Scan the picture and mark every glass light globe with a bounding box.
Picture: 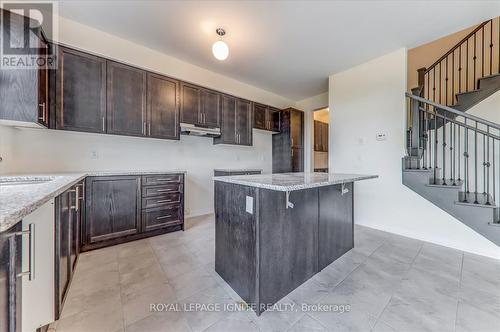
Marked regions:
[212,40,229,61]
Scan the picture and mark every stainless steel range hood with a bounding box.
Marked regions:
[180,123,221,137]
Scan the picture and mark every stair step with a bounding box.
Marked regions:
[426,179,463,188]
[455,192,497,208]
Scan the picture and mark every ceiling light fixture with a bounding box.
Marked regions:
[212,28,229,61]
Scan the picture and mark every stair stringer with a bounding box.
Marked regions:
[402,165,500,246]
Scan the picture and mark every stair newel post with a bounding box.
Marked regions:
[410,95,421,169]
[474,121,479,204]
[442,110,447,185]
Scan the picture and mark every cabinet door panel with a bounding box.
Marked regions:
[180,83,200,125]
[322,122,329,152]
[236,99,252,146]
[292,147,304,172]
[106,62,146,136]
[55,190,71,317]
[147,74,179,140]
[290,110,303,148]
[56,47,106,133]
[253,103,267,130]
[270,107,281,132]
[314,121,321,151]
[86,176,141,244]
[218,95,236,144]
[201,89,220,127]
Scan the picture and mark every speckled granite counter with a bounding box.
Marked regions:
[0,173,86,232]
[213,168,263,173]
[0,170,187,232]
[213,172,378,191]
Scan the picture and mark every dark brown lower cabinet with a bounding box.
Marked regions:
[0,223,22,332]
[82,174,184,251]
[55,182,83,319]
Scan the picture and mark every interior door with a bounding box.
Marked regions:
[147,74,179,140]
[180,83,201,125]
[201,89,220,127]
[220,95,236,144]
[56,47,107,133]
[236,99,252,145]
[106,61,146,137]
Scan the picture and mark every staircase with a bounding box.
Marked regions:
[403,18,500,246]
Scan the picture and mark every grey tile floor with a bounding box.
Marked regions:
[52,214,500,332]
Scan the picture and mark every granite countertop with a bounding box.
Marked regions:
[213,172,378,191]
[214,168,263,172]
[0,170,187,232]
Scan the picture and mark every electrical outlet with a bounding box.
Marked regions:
[90,150,99,159]
[185,207,191,215]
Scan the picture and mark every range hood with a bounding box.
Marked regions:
[180,123,221,137]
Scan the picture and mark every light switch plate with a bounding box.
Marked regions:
[246,196,254,214]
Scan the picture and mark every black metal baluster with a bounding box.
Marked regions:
[464,118,470,201]
[434,110,439,184]
[474,33,477,89]
[458,121,462,181]
[452,50,455,105]
[443,110,447,185]
[433,68,436,103]
[490,20,493,75]
[474,121,479,204]
[439,62,442,104]
[445,56,449,105]
[452,123,456,185]
[493,138,496,207]
[483,133,487,195]
[459,44,462,93]
[482,26,485,79]
[486,126,491,205]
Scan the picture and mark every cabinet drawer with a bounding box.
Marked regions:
[142,174,182,186]
[142,205,182,231]
[142,184,182,197]
[142,193,181,209]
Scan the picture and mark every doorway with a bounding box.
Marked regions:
[313,108,329,172]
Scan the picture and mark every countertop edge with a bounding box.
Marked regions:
[213,174,379,192]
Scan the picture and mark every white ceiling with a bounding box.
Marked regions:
[58,1,500,101]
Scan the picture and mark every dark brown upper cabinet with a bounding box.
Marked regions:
[236,99,253,145]
[147,73,180,140]
[180,82,201,125]
[106,61,147,137]
[56,47,106,133]
[0,10,49,127]
[201,88,221,128]
[214,96,252,146]
[253,103,280,132]
[180,83,220,128]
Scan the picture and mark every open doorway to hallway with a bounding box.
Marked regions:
[313,108,329,172]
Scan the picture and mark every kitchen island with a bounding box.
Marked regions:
[213,172,377,315]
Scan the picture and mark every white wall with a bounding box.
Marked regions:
[296,92,329,172]
[329,48,499,258]
[5,16,295,217]
[0,125,15,174]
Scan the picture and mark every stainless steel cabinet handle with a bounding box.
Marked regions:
[155,178,177,182]
[156,199,172,203]
[148,122,151,136]
[69,186,80,211]
[143,122,146,135]
[10,224,35,281]
[156,215,172,220]
[102,117,105,132]
[291,138,294,146]
[38,103,46,122]
[156,189,174,193]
